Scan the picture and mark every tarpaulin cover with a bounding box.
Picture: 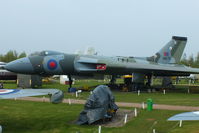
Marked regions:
[76,85,118,125]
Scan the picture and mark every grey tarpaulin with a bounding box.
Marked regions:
[76,85,118,125]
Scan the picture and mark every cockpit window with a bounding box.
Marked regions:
[39,51,62,56]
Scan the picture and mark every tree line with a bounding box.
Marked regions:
[0,50,27,63]
[180,53,199,68]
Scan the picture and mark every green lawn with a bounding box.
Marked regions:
[44,81,199,107]
[62,91,199,106]
[2,80,199,133]
[1,100,199,133]
[3,81,199,106]
[113,92,199,106]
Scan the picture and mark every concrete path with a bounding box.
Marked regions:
[16,97,199,111]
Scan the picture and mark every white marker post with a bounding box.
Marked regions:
[124,114,128,124]
[75,91,78,98]
[153,129,156,133]
[163,90,166,95]
[188,89,190,94]
[90,91,93,95]
[43,96,45,102]
[98,125,101,133]
[142,102,145,109]
[68,99,71,105]
[0,125,2,133]
[77,90,82,97]
[138,90,140,96]
[134,108,137,117]
[179,120,182,127]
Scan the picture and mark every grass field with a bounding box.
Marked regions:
[1,99,199,133]
[3,80,199,106]
[1,80,199,132]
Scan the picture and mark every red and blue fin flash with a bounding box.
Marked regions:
[164,47,172,57]
[164,52,169,56]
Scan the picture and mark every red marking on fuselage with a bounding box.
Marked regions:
[96,64,106,70]
[49,62,56,68]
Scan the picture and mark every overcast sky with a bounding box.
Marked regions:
[0,0,199,57]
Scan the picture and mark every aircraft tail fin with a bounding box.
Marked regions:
[148,36,187,64]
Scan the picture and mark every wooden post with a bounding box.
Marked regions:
[138,90,140,96]
[134,108,137,117]
[124,114,128,124]
[179,120,182,127]
[98,125,101,133]
[68,99,71,105]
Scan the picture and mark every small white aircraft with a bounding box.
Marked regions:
[168,111,199,121]
[0,88,64,103]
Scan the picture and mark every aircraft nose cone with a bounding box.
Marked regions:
[5,57,34,74]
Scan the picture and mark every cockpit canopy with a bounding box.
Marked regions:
[39,51,62,56]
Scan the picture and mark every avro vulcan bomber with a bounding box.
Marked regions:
[5,36,199,88]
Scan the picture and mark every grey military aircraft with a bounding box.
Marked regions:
[4,36,199,88]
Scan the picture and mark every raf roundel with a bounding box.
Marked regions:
[0,89,19,95]
[47,59,58,70]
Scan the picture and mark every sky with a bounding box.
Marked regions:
[0,0,199,57]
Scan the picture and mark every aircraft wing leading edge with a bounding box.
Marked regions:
[168,111,199,121]
[74,57,199,76]
[0,89,64,104]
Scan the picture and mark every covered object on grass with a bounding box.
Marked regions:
[76,85,118,125]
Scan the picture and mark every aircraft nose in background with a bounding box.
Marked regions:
[5,57,34,74]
